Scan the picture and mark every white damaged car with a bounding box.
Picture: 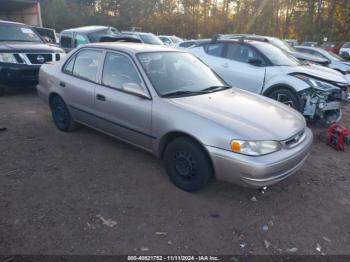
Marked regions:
[188,38,349,124]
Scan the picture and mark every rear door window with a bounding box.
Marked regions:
[72,49,103,82]
[63,56,76,74]
[203,43,225,57]
[224,43,265,65]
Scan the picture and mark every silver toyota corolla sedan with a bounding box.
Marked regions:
[37,43,313,192]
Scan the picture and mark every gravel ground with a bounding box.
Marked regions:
[0,89,349,255]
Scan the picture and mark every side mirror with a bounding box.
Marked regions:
[121,83,150,99]
[248,58,263,66]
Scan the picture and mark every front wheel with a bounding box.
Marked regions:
[164,137,213,192]
[267,88,301,111]
[50,95,77,132]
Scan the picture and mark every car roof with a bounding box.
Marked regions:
[295,46,324,52]
[61,26,109,34]
[85,42,180,54]
[193,38,265,47]
[122,31,154,36]
[0,20,27,26]
[226,34,276,40]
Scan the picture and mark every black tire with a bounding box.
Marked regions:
[267,88,301,111]
[164,137,213,192]
[50,95,77,132]
[0,86,5,96]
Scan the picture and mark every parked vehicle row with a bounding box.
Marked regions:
[295,46,350,85]
[2,19,349,192]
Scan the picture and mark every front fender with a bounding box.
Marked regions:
[263,73,310,95]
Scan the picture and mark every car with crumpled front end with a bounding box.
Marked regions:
[0,20,65,96]
[37,43,313,192]
[295,45,350,100]
[188,37,348,125]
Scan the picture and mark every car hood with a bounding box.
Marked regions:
[281,64,348,84]
[0,41,63,53]
[342,61,350,67]
[291,51,329,64]
[169,89,305,141]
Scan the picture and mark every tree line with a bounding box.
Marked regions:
[40,0,350,42]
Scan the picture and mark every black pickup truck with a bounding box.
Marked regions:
[0,20,65,96]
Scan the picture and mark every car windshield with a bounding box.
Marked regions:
[88,27,120,42]
[139,34,164,45]
[137,52,227,97]
[343,43,350,48]
[270,38,295,53]
[171,36,183,43]
[0,23,42,42]
[326,50,345,61]
[254,42,301,66]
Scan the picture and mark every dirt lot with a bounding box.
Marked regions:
[0,88,350,255]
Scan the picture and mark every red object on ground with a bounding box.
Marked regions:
[327,124,350,151]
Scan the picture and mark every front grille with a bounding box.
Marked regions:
[284,129,305,148]
[25,53,53,64]
[14,54,24,63]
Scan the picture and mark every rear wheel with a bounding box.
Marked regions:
[50,95,77,132]
[164,137,213,192]
[267,88,301,111]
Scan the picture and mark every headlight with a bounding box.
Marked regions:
[0,53,18,64]
[293,74,338,93]
[231,140,282,156]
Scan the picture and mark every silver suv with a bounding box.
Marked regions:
[188,38,348,125]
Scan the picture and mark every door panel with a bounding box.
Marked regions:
[64,76,97,126]
[95,52,153,150]
[221,43,266,94]
[95,87,153,149]
[62,49,103,126]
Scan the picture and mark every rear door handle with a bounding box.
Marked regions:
[96,94,106,101]
[59,81,66,87]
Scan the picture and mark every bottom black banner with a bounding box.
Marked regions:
[1,255,350,262]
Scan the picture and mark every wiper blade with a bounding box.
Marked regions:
[201,85,231,92]
[162,90,204,98]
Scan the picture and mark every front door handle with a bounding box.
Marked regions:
[222,63,230,68]
[96,94,106,101]
[59,81,66,87]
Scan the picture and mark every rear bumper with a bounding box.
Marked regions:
[0,63,40,86]
[206,128,313,188]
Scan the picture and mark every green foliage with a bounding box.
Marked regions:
[41,0,350,41]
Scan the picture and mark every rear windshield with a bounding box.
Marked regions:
[0,23,42,42]
[139,34,164,45]
[88,27,120,42]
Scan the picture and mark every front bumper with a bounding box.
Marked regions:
[206,128,313,188]
[0,63,40,86]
